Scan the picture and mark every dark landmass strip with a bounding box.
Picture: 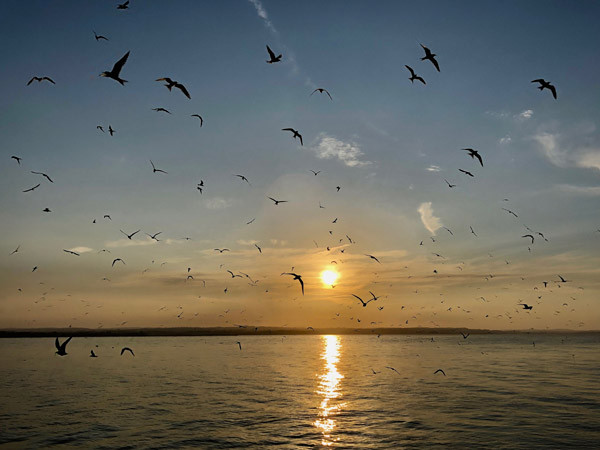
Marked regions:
[0,327,598,338]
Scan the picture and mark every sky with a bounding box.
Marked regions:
[0,0,599,330]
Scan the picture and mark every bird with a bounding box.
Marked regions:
[23,184,41,193]
[236,341,242,350]
[443,227,454,236]
[266,45,282,63]
[53,337,73,356]
[310,170,321,176]
[336,186,341,192]
[42,208,51,213]
[255,244,262,253]
[234,174,250,184]
[103,215,112,220]
[463,148,483,167]
[100,51,130,85]
[470,226,478,237]
[352,294,376,307]
[246,218,255,225]
[150,160,167,174]
[459,169,474,177]
[405,65,426,84]
[31,171,53,183]
[11,156,22,165]
[97,125,104,132]
[557,275,569,283]
[120,229,140,240]
[214,248,230,253]
[63,249,80,256]
[93,31,108,41]
[502,208,519,218]
[120,347,135,356]
[310,88,333,100]
[227,270,242,278]
[27,76,55,85]
[268,197,288,205]
[117,1,129,9]
[420,44,440,71]
[281,128,303,145]
[90,350,98,357]
[108,126,115,136]
[386,366,401,376]
[112,258,125,266]
[365,254,381,263]
[281,272,304,295]
[518,303,533,310]
[155,77,191,99]
[146,232,162,241]
[152,107,171,114]
[9,245,20,255]
[522,234,535,244]
[434,369,446,376]
[531,79,557,99]
[32,266,38,272]
[460,332,470,339]
[191,114,203,126]
[444,179,456,188]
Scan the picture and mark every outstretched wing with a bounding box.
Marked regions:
[266,45,276,59]
[405,65,416,77]
[175,83,191,99]
[112,51,130,76]
[549,85,557,99]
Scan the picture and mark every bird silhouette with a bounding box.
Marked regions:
[120,229,140,240]
[365,254,381,263]
[55,337,72,356]
[405,65,426,84]
[444,179,456,188]
[63,249,80,256]
[155,77,191,99]
[502,208,518,218]
[234,174,250,184]
[518,303,533,310]
[152,107,171,114]
[150,160,167,174]
[434,369,446,376]
[31,171,53,183]
[121,347,135,356]
[255,244,262,253]
[191,114,203,126]
[90,350,98,357]
[459,169,474,177]
[11,156,22,165]
[93,31,108,41]
[463,148,483,166]
[266,45,282,63]
[23,184,41,193]
[268,197,288,205]
[112,258,125,267]
[100,51,130,85]
[108,126,115,136]
[531,79,557,99]
[117,1,129,10]
[310,88,333,100]
[281,272,304,295]
[352,294,376,307]
[214,248,230,253]
[522,234,535,244]
[27,76,55,85]
[281,128,303,145]
[420,44,440,71]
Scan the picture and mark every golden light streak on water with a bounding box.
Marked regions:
[314,335,346,446]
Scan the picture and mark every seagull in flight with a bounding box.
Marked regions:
[108,126,115,136]
[234,174,250,184]
[460,332,470,339]
[281,272,304,295]
[11,156,22,165]
[63,249,80,256]
[100,51,130,85]
[310,88,333,100]
[420,44,440,72]
[470,226,478,237]
[255,244,262,253]
[365,254,381,263]
[266,45,282,63]
[152,107,171,114]
[27,76,55,85]
[191,114,203,126]
[518,303,533,310]
[117,1,129,9]
[310,170,321,176]
[112,258,125,267]
[268,197,288,205]
[522,234,535,244]
[434,369,446,376]
[214,248,230,253]
[121,347,135,356]
[386,366,401,376]
[458,169,474,177]
[10,245,20,255]
[23,184,41,193]
[531,79,557,99]
[93,31,109,41]
[444,179,456,188]
[502,208,518,218]
[31,171,54,183]
[120,229,140,240]
[463,148,483,167]
[281,128,303,146]
[155,77,191,99]
[352,294,376,308]
[405,65,426,84]
[146,232,162,241]
[150,160,167,174]
[55,337,72,356]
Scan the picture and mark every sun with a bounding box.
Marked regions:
[321,270,339,287]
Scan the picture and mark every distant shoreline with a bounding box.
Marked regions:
[0,327,598,338]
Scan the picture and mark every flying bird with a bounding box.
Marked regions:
[23,184,41,193]
[255,244,262,253]
[522,234,535,244]
[100,51,130,85]
[434,369,446,376]
[444,179,456,188]
[191,114,203,126]
[214,248,230,253]
[42,208,51,213]
[155,77,191,99]
[281,272,304,295]
[234,174,250,184]
[531,79,557,99]
[420,44,440,72]
[63,249,80,256]
[386,366,401,376]
[93,31,108,41]
[97,126,104,132]
[108,126,115,136]
[150,160,167,174]
[11,156,22,165]
[518,303,533,310]
[266,45,282,63]
[460,332,470,339]
[310,88,333,100]
[55,337,72,356]
[352,294,376,307]
[281,128,303,146]
[470,226,478,237]
[236,341,242,350]
[365,254,381,263]
[121,347,135,356]
[268,197,288,205]
[310,170,321,176]
[10,245,20,255]
[27,76,55,85]
[112,258,125,266]
[120,229,140,240]
[117,1,129,10]
[31,171,53,183]
[152,107,171,114]
[557,275,569,283]
[462,148,483,167]
[458,169,474,177]
[502,208,519,218]
[90,350,98,357]
[405,65,426,84]
[146,232,162,241]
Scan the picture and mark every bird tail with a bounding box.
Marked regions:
[118,78,128,85]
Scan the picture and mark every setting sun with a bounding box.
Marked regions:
[321,270,339,287]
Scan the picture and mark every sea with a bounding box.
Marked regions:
[1,334,599,448]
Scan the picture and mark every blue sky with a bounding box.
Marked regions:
[0,0,599,329]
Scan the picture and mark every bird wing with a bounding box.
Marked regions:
[474,153,483,166]
[298,134,303,146]
[266,45,276,59]
[298,277,304,295]
[431,57,440,72]
[43,77,56,84]
[175,83,191,99]
[531,79,544,84]
[156,77,173,83]
[549,85,557,99]
[351,294,365,305]
[27,77,36,85]
[405,65,416,76]
[281,128,294,132]
[111,51,130,75]
[55,337,61,351]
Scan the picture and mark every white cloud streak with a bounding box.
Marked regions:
[418,202,443,235]
[248,0,277,33]
[310,133,371,167]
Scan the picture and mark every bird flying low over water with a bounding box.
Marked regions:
[266,45,282,63]
[463,148,483,166]
[55,337,72,356]
[281,272,304,295]
[405,65,426,84]
[281,128,303,145]
[311,88,333,100]
[121,347,135,356]
[155,77,191,99]
[531,79,557,99]
[100,51,130,85]
[420,44,440,72]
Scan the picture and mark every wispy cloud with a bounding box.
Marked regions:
[106,238,158,249]
[205,197,232,209]
[67,246,93,254]
[237,239,258,246]
[248,0,277,33]
[499,135,512,144]
[310,133,371,167]
[533,132,569,167]
[515,109,533,121]
[418,202,443,235]
[556,184,600,196]
[426,165,441,172]
[577,152,600,171]
[533,130,600,171]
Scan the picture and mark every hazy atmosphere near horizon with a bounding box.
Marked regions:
[1,0,599,331]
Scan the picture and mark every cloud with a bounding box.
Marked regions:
[418,202,443,235]
[576,152,600,171]
[533,131,600,171]
[556,184,600,196]
[204,197,232,209]
[310,133,371,167]
[499,135,512,144]
[67,246,93,254]
[426,165,441,172]
[516,109,533,121]
[237,239,258,246]
[248,0,277,33]
[533,132,569,167]
[106,238,157,248]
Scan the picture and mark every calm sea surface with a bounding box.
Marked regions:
[1,334,599,448]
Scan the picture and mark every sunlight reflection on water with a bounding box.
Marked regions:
[314,335,346,446]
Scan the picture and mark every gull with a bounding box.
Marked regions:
[352,294,376,307]
[518,303,533,310]
[227,270,242,278]
[90,350,98,357]
[470,226,478,237]
[443,227,454,236]
[463,148,483,167]
[146,232,162,241]
[386,366,401,376]
[266,45,282,63]
[97,125,104,132]
[255,244,262,253]
[23,184,41,193]
[27,76,55,85]
[117,1,129,10]
[281,128,303,145]
[434,369,446,376]
[31,171,53,183]
[32,266,38,272]
[10,245,20,255]
[108,126,115,136]
[120,229,140,240]
[43,208,51,212]
[234,174,250,184]
[458,169,474,177]
[155,77,191,99]
[150,160,167,174]
[214,248,229,253]
[310,170,321,176]
[281,272,304,295]
[121,347,135,356]
[460,332,470,339]
[336,186,341,192]
[557,275,569,283]
[268,197,288,205]
[522,234,535,244]
[444,179,456,188]
[246,218,255,225]
[536,232,549,242]
[531,79,557,99]
[420,44,440,72]
[63,249,80,256]
[502,208,518,218]
[365,254,381,263]
[11,156,22,165]
[186,275,194,281]
[100,51,130,85]
[310,88,333,100]
[152,107,171,114]
[332,218,338,223]
[191,114,203,126]
[236,341,242,350]
[112,258,125,266]
[103,215,112,220]
[55,337,72,356]
[405,65,426,84]
[93,31,108,41]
